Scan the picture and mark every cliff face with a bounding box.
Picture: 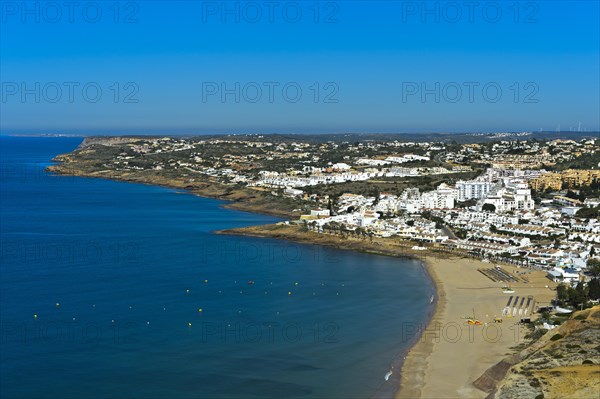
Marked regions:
[488,306,600,399]
[79,136,146,147]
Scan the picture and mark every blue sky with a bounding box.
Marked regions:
[1,0,599,134]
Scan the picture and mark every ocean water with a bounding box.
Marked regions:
[0,136,433,399]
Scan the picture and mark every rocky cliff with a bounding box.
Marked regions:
[79,136,147,147]
[483,306,600,399]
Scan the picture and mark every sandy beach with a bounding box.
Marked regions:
[397,256,557,399]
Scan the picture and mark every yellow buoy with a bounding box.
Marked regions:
[198,308,203,313]
[55,302,60,308]
[288,291,292,295]
[33,314,38,319]
[188,322,192,327]
[186,289,190,293]
[204,280,208,284]
[294,282,299,286]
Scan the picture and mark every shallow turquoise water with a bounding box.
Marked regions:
[0,136,433,399]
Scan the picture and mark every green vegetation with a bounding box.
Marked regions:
[550,151,600,171]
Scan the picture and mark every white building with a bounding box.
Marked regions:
[310,209,331,217]
[421,184,456,209]
[479,180,535,213]
[547,267,580,284]
[456,180,493,201]
[284,187,304,197]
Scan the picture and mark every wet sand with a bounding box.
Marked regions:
[397,257,557,399]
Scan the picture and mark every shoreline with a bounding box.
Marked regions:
[218,224,557,399]
[395,258,446,399]
[46,164,295,219]
[396,256,557,399]
[48,162,441,398]
[46,163,557,399]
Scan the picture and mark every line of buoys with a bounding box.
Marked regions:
[35,277,353,332]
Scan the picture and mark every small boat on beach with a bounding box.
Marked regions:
[430,295,434,304]
[384,370,393,381]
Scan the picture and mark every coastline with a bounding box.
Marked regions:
[46,162,557,399]
[395,257,446,399]
[397,256,557,399]
[46,163,295,219]
[217,224,558,399]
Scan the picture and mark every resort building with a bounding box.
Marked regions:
[456,180,493,201]
[478,180,535,212]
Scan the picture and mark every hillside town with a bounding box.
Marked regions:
[55,133,600,288]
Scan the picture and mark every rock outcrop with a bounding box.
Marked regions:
[483,306,600,399]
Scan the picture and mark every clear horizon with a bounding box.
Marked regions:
[1,1,599,133]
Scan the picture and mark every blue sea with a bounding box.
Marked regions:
[0,136,433,399]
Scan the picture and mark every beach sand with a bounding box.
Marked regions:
[397,257,557,399]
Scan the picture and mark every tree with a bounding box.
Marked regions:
[327,198,334,214]
[588,279,600,300]
[576,206,600,219]
[482,203,496,212]
[556,283,569,302]
[568,285,585,308]
[587,258,600,278]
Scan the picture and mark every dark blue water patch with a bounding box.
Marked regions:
[1,136,433,399]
